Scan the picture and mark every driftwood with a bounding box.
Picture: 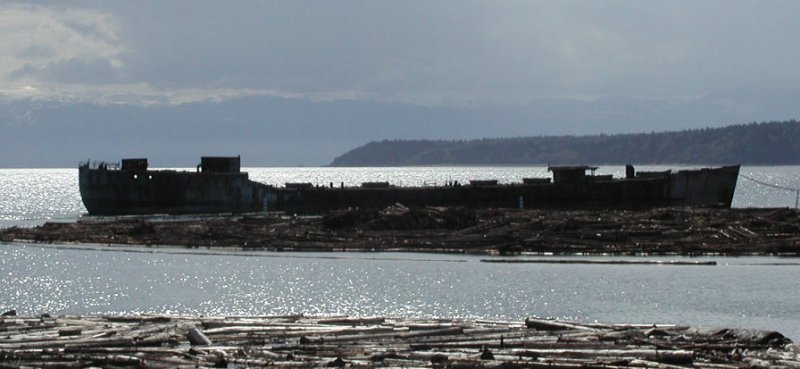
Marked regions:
[482,259,717,265]
[2,207,800,255]
[0,315,796,369]
[186,326,212,346]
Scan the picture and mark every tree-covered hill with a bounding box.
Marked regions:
[330,120,800,166]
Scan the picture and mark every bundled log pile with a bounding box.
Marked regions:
[2,207,800,255]
[0,313,796,369]
[322,204,478,231]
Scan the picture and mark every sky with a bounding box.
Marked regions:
[2,0,800,108]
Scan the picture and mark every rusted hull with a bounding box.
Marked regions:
[79,166,272,215]
[669,165,740,206]
[79,162,739,215]
[271,165,740,214]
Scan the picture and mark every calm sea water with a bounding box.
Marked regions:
[1,245,798,339]
[1,166,799,339]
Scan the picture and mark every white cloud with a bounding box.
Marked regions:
[0,4,124,87]
[0,82,309,106]
[1,1,800,108]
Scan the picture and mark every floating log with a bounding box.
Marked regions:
[58,328,82,337]
[481,259,717,265]
[317,317,386,326]
[186,326,212,346]
[511,348,694,363]
[4,207,800,255]
[0,314,796,369]
[525,318,598,331]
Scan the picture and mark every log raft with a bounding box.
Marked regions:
[0,314,797,368]
[3,207,800,255]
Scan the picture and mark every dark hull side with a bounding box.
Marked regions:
[79,164,739,215]
[271,165,740,214]
[668,166,740,206]
[79,166,272,215]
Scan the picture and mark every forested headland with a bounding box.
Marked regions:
[330,120,800,166]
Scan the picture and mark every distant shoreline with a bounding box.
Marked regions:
[331,120,800,166]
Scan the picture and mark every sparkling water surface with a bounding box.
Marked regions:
[1,166,799,339]
[1,245,798,339]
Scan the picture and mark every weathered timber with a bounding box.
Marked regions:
[482,259,717,265]
[0,315,796,369]
[3,207,800,255]
[186,326,212,346]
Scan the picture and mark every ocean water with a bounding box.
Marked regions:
[1,245,798,339]
[1,166,800,339]
[1,165,799,228]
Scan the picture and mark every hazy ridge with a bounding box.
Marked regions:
[3,88,800,168]
[330,120,800,166]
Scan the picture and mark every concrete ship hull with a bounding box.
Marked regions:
[79,159,740,215]
[271,166,741,214]
[79,158,273,216]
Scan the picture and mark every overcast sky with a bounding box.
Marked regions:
[2,1,800,107]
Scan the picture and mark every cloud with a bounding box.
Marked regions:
[2,1,800,107]
[9,58,121,84]
[0,4,124,86]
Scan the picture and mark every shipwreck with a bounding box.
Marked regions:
[79,157,740,215]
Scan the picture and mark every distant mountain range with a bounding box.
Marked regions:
[330,120,800,166]
[2,88,800,167]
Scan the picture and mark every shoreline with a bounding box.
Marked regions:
[2,207,800,256]
[0,313,796,368]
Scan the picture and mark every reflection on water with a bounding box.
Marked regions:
[1,245,798,340]
[0,169,84,226]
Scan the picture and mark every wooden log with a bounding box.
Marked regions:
[481,259,716,266]
[774,360,800,369]
[628,359,696,369]
[103,315,174,323]
[394,322,454,330]
[58,328,82,337]
[187,327,213,345]
[0,315,797,368]
[525,318,597,331]
[511,348,694,363]
[84,354,143,367]
[136,331,180,346]
[204,324,393,336]
[0,360,88,369]
[403,326,464,338]
[37,335,135,349]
